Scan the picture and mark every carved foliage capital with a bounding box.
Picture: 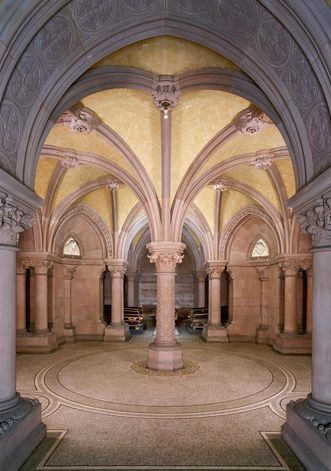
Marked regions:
[0,194,34,246]
[236,106,273,136]
[297,197,331,247]
[205,262,226,279]
[196,268,207,282]
[33,260,53,276]
[148,251,184,272]
[61,154,80,169]
[64,266,76,280]
[213,181,229,192]
[152,75,180,114]
[279,260,299,276]
[252,155,272,170]
[256,267,268,281]
[107,260,127,278]
[64,104,100,135]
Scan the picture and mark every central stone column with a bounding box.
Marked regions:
[63,266,76,342]
[146,241,185,371]
[282,196,331,471]
[196,268,206,308]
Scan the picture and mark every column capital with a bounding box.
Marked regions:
[0,194,34,246]
[16,258,32,275]
[152,75,180,117]
[279,260,300,277]
[146,241,185,272]
[64,266,76,280]
[126,270,137,281]
[33,260,53,276]
[256,267,269,281]
[107,259,128,277]
[297,195,331,248]
[205,260,227,279]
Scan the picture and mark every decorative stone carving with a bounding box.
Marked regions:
[152,76,180,118]
[297,196,331,247]
[38,14,74,64]
[122,0,156,13]
[9,54,43,108]
[213,181,228,192]
[0,151,15,175]
[205,262,226,279]
[64,104,100,135]
[64,266,76,280]
[252,156,272,170]
[257,17,292,67]
[279,260,299,277]
[148,251,184,272]
[288,56,319,108]
[63,237,80,257]
[252,239,269,258]
[107,260,128,278]
[0,416,16,435]
[106,180,119,191]
[217,0,257,34]
[33,260,53,276]
[0,194,34,245]
[256,267,268,281]
[196,268,206,282]
[236,106,273,135]
[74,0,116,33]
[0,101,22,153]
[309,103,331,155]
[291,398,331,441]
[174,0,212,16]
[61,154,79,169]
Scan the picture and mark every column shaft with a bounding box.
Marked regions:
[127,276,135,307]
[209,276,221,325]
[283,268,298,334]
[306,269,313,334]
[16,267,26,334]
[0,247,17,402]
[35,272,49,334]
[111,274,123,324]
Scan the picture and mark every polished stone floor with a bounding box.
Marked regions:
[19,326,310,470]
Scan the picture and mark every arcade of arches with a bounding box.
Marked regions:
[0,2,330,470]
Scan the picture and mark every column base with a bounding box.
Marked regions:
[16,331,58,353]
[202,324,228,342]
[104,323,130,341]
[282,397,331,471]
[273,333,312,354]
[0,395,46,471]
[64,325,76,343]
[256,325,270,344]
[147,341,183,371]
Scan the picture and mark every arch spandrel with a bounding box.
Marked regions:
[0,0,329,195]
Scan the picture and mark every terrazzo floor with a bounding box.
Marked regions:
[19,325,310,470]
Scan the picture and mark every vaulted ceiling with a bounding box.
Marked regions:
[35,36,295,260]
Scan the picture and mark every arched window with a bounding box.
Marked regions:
[251,238,269,258]
[63,237,81,257]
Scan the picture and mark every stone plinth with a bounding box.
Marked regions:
[273,333,312,354]
[16,331,58,353]
[202,324,228,342]
[147,342,183,371]
[104,323,130,342]
[64,326,76,342]
[256,325,270,344]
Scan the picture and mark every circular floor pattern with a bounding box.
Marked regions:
[32,344,296,419]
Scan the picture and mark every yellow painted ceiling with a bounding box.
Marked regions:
[197,126,286,178]
[35,157,58,199]
[45,126,135,177]
[51,164,109,213]
[193,187,216,235]
[275,159,296,198]
[223,166,281,211]
[82,89,161,198]
[94,36,239,75]
[172,90,250,199]
[220,189,258,230]
[117,185,139,232]
[76,188,112,229]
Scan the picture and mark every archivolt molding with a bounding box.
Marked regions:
[219,206,281,260]
[50,204,112,258]
[117,202,148,261]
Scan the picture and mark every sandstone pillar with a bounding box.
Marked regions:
[16,261,28,335]
[0,195,46,471]
[282,261,298,334]
[282,197,331,471]
[196,268,206,308]
[202,261,228,342]
[146,242,185,371]
[127,271,136,307]
[34,261,52,335]
[104,260,129,341]
[306,266,313,334]
[256,268,270,343]
[63,266,76,342]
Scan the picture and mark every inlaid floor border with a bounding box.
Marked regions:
[34,430,290,471]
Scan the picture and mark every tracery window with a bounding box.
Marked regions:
[251,238,269,258]
[63,237,81,257]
